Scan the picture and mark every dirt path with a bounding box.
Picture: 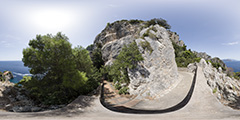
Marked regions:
[0,66,240,120]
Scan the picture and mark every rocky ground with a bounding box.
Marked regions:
[0,81,67,112]
[0,81,42,112]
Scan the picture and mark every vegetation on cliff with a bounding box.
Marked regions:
[173,42,201,67]
[20,32,101,105]
[105,41,144,94]
[106,18,171,30]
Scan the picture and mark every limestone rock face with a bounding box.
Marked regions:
[193,51,212,61]
[94,21,179,99]
[168,31,184,47]
[199,59,240,108]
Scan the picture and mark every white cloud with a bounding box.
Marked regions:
[222,41,239,46]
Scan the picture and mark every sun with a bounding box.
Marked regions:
[30,9,75,32]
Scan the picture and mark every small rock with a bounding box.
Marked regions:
[31,107,41,112]
[12,106,32,112]
[187,63,196,73]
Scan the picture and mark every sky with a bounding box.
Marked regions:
[0,0,240,61]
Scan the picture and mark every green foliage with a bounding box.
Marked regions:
[129,19,143,24]
[18,75,32,85]
[73,46,93,74]
[173,42,200,67]
[23,32,74,78]
[140,41,153,54]
[91,46,104,70]
[108,41,143,94]
[21,32,100,105]
[208,60,226,71]
[118,86,129,95]
[115,41,144,70]
[115,82,121,90]
[212,62,221,69]
[141,27,157,40]
[233,72,240,80]
[0,77,4,81]
[193,57,201,63]
[63,71,88,92]
[0,72,3,81]
[213,87,217,93]
[106,22,111,28]
[143,32,149,37]
[145,18,171,29]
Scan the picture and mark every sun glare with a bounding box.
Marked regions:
[30,9,75,32]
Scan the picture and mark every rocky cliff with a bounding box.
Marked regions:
[168,31,184,47]
[193,51,227,71]
[93,20,179,99]
[189,59,240,109]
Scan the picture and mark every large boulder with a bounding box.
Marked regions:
[94,20,179,99]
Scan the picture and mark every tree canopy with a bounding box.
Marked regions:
[21,32,100,105]
[107,41,144,94]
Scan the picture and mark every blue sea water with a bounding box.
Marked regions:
[223,60,240,72]
[0,61,31,83]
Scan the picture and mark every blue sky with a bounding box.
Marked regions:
[0,0,240,61]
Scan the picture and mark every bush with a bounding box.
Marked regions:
[173,42,200,67]
[108,41,143,91]
[233,72,240,80]
[145,18,171,29]
[140,41,153,54]
[129,19,143,24]
[115,82,121,90]
[213,88,217,93]
[118,86,129,95]
[143,32,149,37]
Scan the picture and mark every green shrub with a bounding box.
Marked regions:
[118,86,129,95]
[143,32,149,37]
[207,60,226,71]
[108,41,143,91]
[173,42,201,67]
[107,22,111,27]
[140,41,153,54]
[145,18,171,29]
[129,19,143,24]
[115,83,121,90]
[213,88,217,93]
[233,72,240,80]
[194,57,201,63]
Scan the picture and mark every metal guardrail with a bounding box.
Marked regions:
[100,65,198,114]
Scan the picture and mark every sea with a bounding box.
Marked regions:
[223,60,240,72]
[0,61,31,83]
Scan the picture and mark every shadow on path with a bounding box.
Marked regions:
[100,65,198,114]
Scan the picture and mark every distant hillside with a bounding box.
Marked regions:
[223,60,240,72]
[222,59,238,62]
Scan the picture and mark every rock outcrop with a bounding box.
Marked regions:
[193,51,211,61]
[168,31,184,47]
[0,71,14,81]
[93,20,179,99]
[0,81,41,112]
[198,59,240,109]
[193,51,227,72]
